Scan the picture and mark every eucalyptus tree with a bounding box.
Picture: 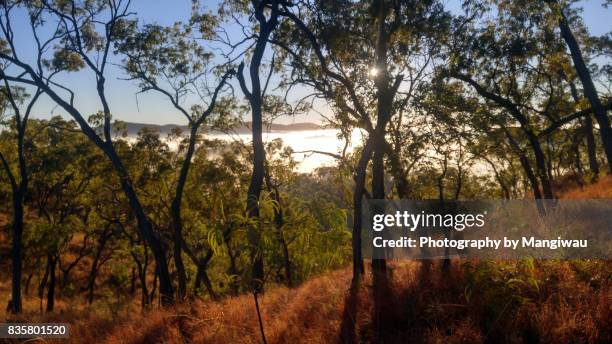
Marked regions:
[118,17,234,299]
[214,0,285,299]
[25,117,104,311]
[0,0,175,304]
[274,0,451,282]
[0,84,40,313]
[545,0,612,172]
[445,1,574,200]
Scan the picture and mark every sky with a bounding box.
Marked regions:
[6,0,612,126]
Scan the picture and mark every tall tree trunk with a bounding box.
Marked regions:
[10,191,24,313]
[556,5,612,172]
[38,257,50,312]
[371,0,400,277]
[110,157,173,305]
[352,137,374,286]
[168,72,231,300]
[371,129,387,275]
[236,4,280,293]
[0,82,39,314]
[225,237,240,296]
[170,125,200,301]
[86,250,102,304]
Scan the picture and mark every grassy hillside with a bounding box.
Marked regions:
[2,259,609,344]
[1,178,611,343]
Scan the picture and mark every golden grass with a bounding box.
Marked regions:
[560,175,612,199]
[2,259,608,344]
[1,178,611,343]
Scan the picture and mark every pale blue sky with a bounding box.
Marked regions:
[7,0,612,125]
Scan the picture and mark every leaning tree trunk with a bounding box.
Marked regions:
[169,125,200,300]
[525,131,554,199]
[504,130,546,214]
[18,73,174,306]
[556,7,612,172]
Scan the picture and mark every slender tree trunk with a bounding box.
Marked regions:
[169,71,231,300]
[10,191,24,313]
[454,169,463,200]
[525,131,554,199]
[113,163,173,305]
[25,270,35,296]
[226,238,240,296]
[194,265,218,301]
[556,6,612,172]
[38,258,50,310]
[236,6,280,293]
[46,254,56,312]
[86,254,102,305]
[571,130,585,179]
[371,0,399,277]
[170,126,199,301]
[504,131,545,213]
[584,115,599,177]
[371,129,387,275]
[264,165,292,287]
[567,77,600,178]
[352,137,374,286]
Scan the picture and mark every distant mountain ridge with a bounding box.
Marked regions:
[111,121,322,136]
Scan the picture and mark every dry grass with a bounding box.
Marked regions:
[1,259,608,344]
[1,178,611,343]
[560,175,612,199]
[103,268,355,344]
